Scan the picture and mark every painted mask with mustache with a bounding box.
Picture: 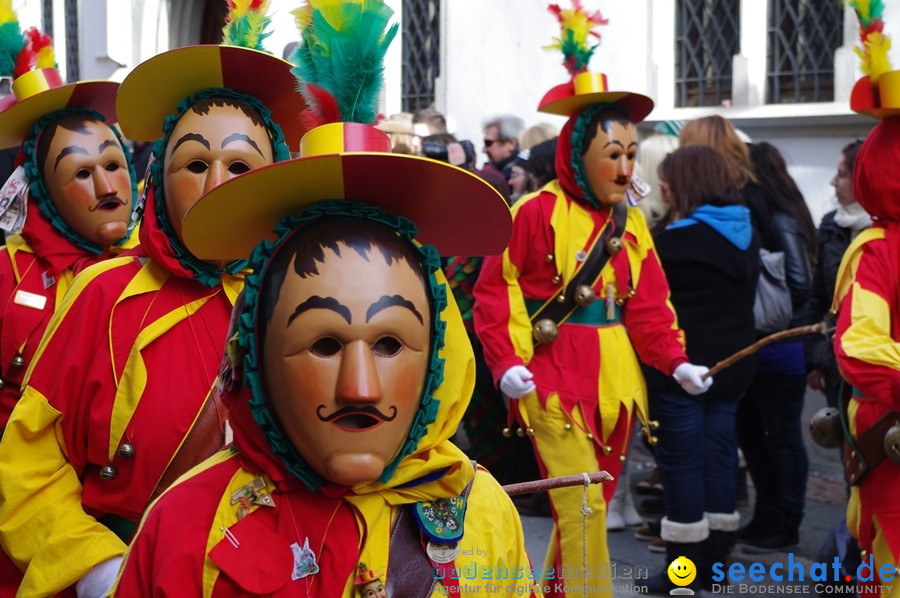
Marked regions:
[260,219,431,487]
[40,115,133,246]
[580,112,639,206]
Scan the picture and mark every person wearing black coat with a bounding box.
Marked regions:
[639,145,759,595]
[806,141,870,407]
[737,142,817,554]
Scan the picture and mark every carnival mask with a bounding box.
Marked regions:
[163,102,274,243]
[41,117,133,246]
[581,117,638,205]
[262,238,430,486]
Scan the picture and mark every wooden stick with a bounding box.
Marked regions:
[502,471,614,496]
[702,322,827,380]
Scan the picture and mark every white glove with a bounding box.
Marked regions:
[673,363,713,396]
[76,555,124,598]
[500,365,536,399]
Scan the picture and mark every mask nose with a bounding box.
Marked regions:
[93,166,116,198]
[336,340,382,404]
[203,161,227,194]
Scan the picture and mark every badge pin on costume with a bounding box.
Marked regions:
[416,495,467,564]
[290,537,320,581]
[229,476,275,520]
[354,563,388,598]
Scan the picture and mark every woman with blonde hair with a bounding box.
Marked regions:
[679,115,775,247]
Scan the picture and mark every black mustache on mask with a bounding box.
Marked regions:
[316,404,398,423]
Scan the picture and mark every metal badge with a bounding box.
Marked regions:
[426,541,459,564]
[13,290,47,311]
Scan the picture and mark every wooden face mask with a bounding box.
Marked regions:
[262,240,431,486]
[42,117,133,246]
[581,117,638,206]
[163,101,274,245]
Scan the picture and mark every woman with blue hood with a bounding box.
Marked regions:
[640,144,759,595]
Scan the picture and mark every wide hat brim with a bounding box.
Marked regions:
[116,45,306,146]
[182,152,512,261]
[0,80,119,149]
[538,81,654,122]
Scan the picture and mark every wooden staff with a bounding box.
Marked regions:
[702,322,827,380]
[502,471,614,496]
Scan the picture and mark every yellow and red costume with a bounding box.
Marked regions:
[0,184,244,595]
[0,193,137,429]
[833,115,900,597]
[115,271,536,597]
[473,116,687,594]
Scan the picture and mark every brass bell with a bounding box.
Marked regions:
[11,355,24,368]
[586,432,594,441]
[603,446,613,455]
[533,319,559,344]
[0,378,5,389]
[552,275,561,285]
[605,237,623,254]
[545,254,555,263]
[809,407,843,449]
[619,455,627,462]
[516,428,526,438]
[647,436,659,446]
[100,465,118,481]
[884,422,900,463]
[649,420,661,430]
[573,285,595,307]
[525,427,535,437]
[502,427,512,438]
[563,423,572,431]
[555,293,566,303]
[117,443,136,459]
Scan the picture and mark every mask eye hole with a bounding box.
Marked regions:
[372,336,402,357]
[186,160,208,174]
[105,162,120,172]
[310,337,342,357]
[75,168,91,180]
[228,161,251,175]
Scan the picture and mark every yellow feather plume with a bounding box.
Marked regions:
[35,44,54,68]
[0,0,16,26]
[855,31,892,82]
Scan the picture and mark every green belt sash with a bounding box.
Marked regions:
[99,513,138,543]
[524,298,621,326]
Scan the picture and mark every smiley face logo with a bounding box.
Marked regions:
[667,556,696,587]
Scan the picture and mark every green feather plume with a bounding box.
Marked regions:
[292,0,398,125]
[0,20,25,78]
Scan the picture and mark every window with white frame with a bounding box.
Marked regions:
[675,0,741,108]
[767,0,844,103]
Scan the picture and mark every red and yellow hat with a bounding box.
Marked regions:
[537,1,653,122]
[116,1,306,146]
[0,10,118,149]
[848,1,900,119]
[353,563,380,587]
[181,0,511,262]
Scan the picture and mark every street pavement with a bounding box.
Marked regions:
[518,387,853,597]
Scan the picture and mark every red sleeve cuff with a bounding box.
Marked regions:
[668,356,689,377]
[492,356,526,386]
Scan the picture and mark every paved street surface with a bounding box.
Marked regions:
[518,388,853,597]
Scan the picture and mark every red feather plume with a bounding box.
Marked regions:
[13,28,52,77]
[301,83,342,130]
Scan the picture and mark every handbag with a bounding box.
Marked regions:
[753,248,793,335]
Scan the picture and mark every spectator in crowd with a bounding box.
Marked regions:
[639,145,759,594]
[520,122,559,150]
[375,112,420,155]
[737,141,816,554]
[634,130,679,231]
[482,114,525,180]
[507,156,535,203]
[414,105,448,135]
[806,140,870,406]
[527,137,558,190]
